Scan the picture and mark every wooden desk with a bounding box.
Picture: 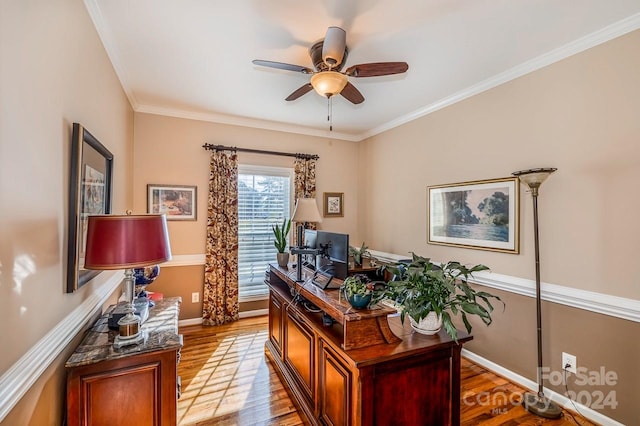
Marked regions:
[66,297,182,426]
[265,264,471,426]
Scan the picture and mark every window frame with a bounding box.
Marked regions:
[237,164,294,302]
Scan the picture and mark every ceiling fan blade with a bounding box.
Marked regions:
[285,83,313,101]
[345,62,409,77]
[252,60,313,74]
[340,82,364,104]
[322,26,346,68]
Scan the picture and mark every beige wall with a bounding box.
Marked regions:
[0,0,133,424]
[359,30,640,423]
[361,29,640,299]
[3,1,639,424]
[132,112,363,307]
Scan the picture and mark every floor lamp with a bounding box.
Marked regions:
[512,167,562,419]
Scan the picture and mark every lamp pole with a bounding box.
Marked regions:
[512,168,562,419]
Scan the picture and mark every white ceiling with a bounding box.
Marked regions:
[85,0,640,141]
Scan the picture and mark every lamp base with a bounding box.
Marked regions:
[522,392,563,419]
[113,332,145,348]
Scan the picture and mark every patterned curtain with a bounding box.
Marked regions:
[293,157,318,244]
[203,150,239,325]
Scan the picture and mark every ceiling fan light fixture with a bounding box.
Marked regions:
[310,71,348,97]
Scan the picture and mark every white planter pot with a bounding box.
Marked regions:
[409,312,443,335]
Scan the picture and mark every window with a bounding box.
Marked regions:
[238,165,292,301]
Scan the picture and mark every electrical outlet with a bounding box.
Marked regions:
[191,292,200,303]
[562,352,577,374]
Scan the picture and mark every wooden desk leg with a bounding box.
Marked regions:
[451,346,462,426]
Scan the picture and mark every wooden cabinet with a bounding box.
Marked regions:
[284,307,316,405]
[66,297,182,426]
[268,292,284,357]
[318,340,352,426]
[265,264,471,426]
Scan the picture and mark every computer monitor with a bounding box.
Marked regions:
[301,229,317,269]
[315,231,349,280]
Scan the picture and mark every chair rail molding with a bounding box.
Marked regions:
[368,250,640,323]
[0,272,123,422]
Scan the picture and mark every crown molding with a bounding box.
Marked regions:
[86,0,640,142]
[135,104,361,142]
[361,12,640,140]
[83,0,140,110]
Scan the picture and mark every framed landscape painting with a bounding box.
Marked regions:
[147,184,197,220]
[427,177,519,253]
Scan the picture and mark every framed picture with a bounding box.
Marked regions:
[427,177,519,253]
[67,123,113,292]
[323,192,344,217]
[147,184,197,220]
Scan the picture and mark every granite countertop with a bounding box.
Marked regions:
[65,297,182,368]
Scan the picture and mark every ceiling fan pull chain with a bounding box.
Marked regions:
[328,96,333,131]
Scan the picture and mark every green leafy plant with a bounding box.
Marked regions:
[348,242,370,266]
[340,274,385,309]
[271,219,291,253]
[383,253,504,342]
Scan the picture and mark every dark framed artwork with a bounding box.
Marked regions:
[427,177,519,253]
[147,184,197,220]
[323,192,344,217]
[67,123,113,292]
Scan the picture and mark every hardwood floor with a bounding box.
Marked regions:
[177,317,595,426]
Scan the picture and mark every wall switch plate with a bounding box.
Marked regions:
[562,352,577,374]
[192,292,199,303]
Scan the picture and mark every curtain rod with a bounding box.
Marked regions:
[202,143,319,160]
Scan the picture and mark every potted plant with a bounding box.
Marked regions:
[348,242,371,267]
[272,219,291,267]
[340,274,383,309]
[383,253,503,342]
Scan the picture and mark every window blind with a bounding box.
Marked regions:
[237,165,292,301]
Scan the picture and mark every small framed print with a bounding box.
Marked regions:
[323,192,344,217]
[147,184,197,220]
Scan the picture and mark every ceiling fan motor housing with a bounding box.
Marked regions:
[310,41,348,72]
[322,26,347,67]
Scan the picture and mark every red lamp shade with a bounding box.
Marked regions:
[84,214,172,270]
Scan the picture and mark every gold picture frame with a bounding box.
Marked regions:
[147,184,197,220]
[323,192,344,217]
[427,177,519,253]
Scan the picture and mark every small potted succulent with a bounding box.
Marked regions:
[340,274,384,309]
[383,253,503,341]
[348,242,371,267]
[272,219,291,267]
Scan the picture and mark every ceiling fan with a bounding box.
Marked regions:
[252,27,409,105]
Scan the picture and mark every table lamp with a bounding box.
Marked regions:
[291,198,322,282]
[84,213,172,348]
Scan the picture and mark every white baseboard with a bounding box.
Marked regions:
[462,349,624,426]
[178,309,269,328]
[178,317,203,327]
[239,309,268,319]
